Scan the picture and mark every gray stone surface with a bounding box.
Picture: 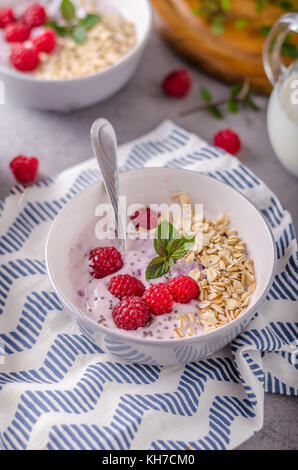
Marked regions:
[0,32,297,450]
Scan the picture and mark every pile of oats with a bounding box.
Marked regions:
[34,14,136,80]
[161,192,256,335]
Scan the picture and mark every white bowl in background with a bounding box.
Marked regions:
[0,0,152,112]
[45,168,276,365]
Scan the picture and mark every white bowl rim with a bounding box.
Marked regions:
[45,167,277,346]
[0,0,152,84]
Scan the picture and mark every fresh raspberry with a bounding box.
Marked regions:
[143,283,173,316]
[22,4,46,28]
[9,155,39,184]
[5,23,31,42]
[213,129,241,155]
[162,69,192,98]
[130,207,159,230]
[112,297,151,330]
[32,29,57,53]
[0,8,16,28]
[89,246,123,279]
[167,275,200,304]
[108,274,145,299]
[10,44,39,71]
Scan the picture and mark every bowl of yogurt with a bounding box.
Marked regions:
[0,0,152,111]
[45,167,276,365]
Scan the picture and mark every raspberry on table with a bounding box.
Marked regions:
[9,155,39,184]
[130,207,159,230]
[108,274,145,299]
[10,44,39,71]
[143,283,173,315]
[167,275,200,304]
[89,246,123,279]
[213,128,241,155]
[32,29,57,53]
[162,69,192,98]
[112,297,151,330]
[5,23,31,42]
[22,3,47,29]
[0,8,16,28]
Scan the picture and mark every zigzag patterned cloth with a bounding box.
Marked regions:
[0,121,297,450]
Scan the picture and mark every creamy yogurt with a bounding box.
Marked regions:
[69,222,203,339]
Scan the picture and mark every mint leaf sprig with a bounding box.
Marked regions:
[180,81,260,119]
[46,0,101,44]
[145,220,195,280]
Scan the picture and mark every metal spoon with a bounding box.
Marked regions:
[90,119,127,250]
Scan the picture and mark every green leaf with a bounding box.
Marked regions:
[220,0,231,11]
[156,220,180,244]
[78,13,101,30]
[230,83,243,98]
[211,15,225,35]
[146,221,195,280]
[234,18,248,29]
[200,87,212,103]
[167,235,195,259]
[46,21,68,37]
[260,25,272,37]
[244,96,260,111]
[146,220,196,280]
[71,25,87,44]
[60,0,76,22]
[192,1,218,16]
[208,105,224,119]
[281,42,298,58]
[166,238,181,257]
[154,237,168,258]
[279,1,292,10]
[170,235,195,260]
[255,0,269,12]
[145,257,170,280]
[192,7,202,16]
[226,99,239,113]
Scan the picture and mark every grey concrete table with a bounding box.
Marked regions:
[0,32,297,450]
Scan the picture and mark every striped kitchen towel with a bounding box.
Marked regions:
[0,120,297,450]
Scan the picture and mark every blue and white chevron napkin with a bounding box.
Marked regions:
[0,121,297,450]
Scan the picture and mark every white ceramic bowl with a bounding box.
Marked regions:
[0,0,152,112]
[45,168,276,365]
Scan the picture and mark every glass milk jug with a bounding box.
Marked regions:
[263,13,298,177]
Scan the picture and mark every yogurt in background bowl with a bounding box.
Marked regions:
[0,0,152,111]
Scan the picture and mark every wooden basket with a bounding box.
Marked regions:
[152,0,298,94]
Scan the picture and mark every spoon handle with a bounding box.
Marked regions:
[90,119,127,250]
